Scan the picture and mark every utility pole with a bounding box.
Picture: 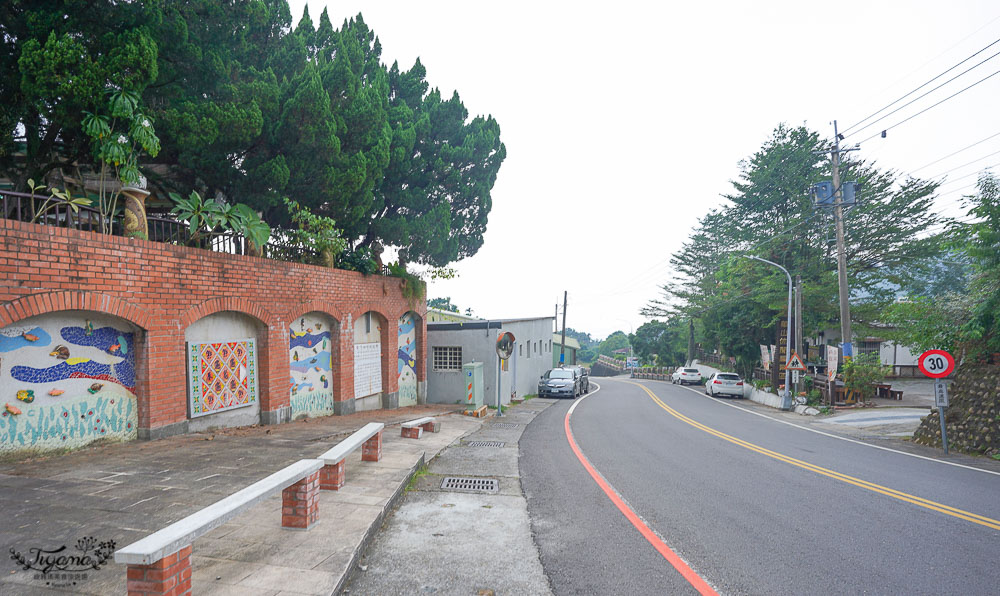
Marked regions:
[794,275,803,394]
[831,120,854,360]
[687,318,695,366]
[559,291,568,366]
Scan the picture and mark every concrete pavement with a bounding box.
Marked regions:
[342,398,553,595]
[0,403,482,595]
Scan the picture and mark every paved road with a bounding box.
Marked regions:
[521,377,1000,595]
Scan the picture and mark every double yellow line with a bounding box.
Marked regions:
[629,381,1000,532]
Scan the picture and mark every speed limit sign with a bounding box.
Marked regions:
[918,349,955,379]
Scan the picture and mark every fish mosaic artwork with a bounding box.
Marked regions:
[289,314,334,418]
[397,313,418,407]
[0,315,138,453]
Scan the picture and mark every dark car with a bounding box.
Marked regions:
[538,368,580,398]
[566,365,590,394]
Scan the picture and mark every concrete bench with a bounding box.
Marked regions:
[400,416,440,439]
[115,458,325,596]
[317,422,384,490]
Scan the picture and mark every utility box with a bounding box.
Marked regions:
[462,361,484,411]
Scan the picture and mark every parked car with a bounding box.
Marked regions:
[538,368,580,398]
[671,367,703,385]
[705,372,746,398]
[565,365,590,394]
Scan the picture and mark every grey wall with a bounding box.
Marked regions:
[426,318,554,406]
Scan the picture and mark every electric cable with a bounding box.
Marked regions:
[909,129,1000,174]
[855,68,1000,145]
[843,36,1000,136]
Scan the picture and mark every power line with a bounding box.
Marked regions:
[856,67,1000,145]
[843,36,1000,136]
[935,162,1000,187]
[909,129,1000,174]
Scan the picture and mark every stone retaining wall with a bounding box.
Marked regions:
[912,363,999,456]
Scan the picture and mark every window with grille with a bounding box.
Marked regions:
[432,346,462,371]
[857,340,882,359]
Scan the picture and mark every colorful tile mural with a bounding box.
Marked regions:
[187,339,257,417]
[289,314,334,418]
[398,312,417,407]
[0,314,138,453]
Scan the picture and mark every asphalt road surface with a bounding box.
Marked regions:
[520,377,1000,595]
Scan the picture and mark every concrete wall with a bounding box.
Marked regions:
[426,318,554,406]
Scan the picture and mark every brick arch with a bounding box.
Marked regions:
[178,296,279,329]
[0,291,151,329]
[351,304,390,326]
[288,300,346,325]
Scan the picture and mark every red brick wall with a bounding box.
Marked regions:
[0,219,427,434]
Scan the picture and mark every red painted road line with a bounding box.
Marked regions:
[564,407,719,596]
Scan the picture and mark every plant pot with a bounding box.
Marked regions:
[120,186,150,240]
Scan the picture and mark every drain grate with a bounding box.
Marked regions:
[441,477,499,494]
[491,422,519,429]
[466,441,505,447]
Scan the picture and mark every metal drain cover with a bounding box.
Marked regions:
[466,441,505,447]
[441,477,499,494]
[491,422,519,429]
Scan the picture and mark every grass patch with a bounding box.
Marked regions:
[992,454,1000,461]
[523,394,538,400]
[405,463,430,493]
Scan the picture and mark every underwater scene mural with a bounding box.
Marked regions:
[289,314,334,418]
[398,312,417,407]
[0,313,138,453]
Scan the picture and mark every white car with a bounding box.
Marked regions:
[705,372,746,398]
[671,367,703,385]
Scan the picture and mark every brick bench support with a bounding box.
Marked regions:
[401,416,439,439]
[115,458,325,596]
[318,422,385,490]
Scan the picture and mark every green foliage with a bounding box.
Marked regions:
[231,204,271,256]
[629,320,686,366]
[336,247,378,274]
[562,328,596,348]
[597,331,630,357]
[428,297,460,313]
[168,190,226,246]
[4,3,504,269]
[842,353,889,402]
[645,124,947,366]
[284,197,348,267]
[26,179,92,224]
[387,262,426,307]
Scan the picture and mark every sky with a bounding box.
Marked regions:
[291,0,1000,340]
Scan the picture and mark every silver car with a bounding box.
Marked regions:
[538,368,580,398]
[705,372,746,398]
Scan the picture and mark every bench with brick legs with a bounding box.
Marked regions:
[316,422,385,490]
[400,416,440,439]
[114,458,325,596]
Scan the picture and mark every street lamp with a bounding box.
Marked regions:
[743,255,794,410]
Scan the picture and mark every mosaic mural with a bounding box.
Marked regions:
[187,339,257,417]
[354,342,382,399]
[398,313,417,407]
[289,314,334,418]
[0,314,138,453]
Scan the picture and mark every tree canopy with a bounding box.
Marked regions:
[644,123,948,371]
[3,1,505,268]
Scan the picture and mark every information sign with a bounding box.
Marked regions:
[918,349,955,379]
[826,345,839,382]
[934,380,949,408]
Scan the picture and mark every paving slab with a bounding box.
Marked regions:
[0,403,472,595]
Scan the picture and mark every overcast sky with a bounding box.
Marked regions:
[292,0,1000,340]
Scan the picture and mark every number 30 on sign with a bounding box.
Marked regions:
[918,349,955,379]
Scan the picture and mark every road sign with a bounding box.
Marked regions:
[785,351,806,371]
[918,349,955,379]
[496,332,515,360]
[934,380,949,407]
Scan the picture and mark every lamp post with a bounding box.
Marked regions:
[743,255,793,410]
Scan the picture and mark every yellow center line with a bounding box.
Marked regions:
[626,381,1000,532]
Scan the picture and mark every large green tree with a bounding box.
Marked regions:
[646,124,947,367]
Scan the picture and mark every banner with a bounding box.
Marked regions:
[760,344,771,369]
[826,345,839,382]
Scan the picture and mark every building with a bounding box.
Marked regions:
[426,317,555,406]
[552,333,580,367]
[426,308,480,323]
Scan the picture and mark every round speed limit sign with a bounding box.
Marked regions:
[918,349,955,379]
